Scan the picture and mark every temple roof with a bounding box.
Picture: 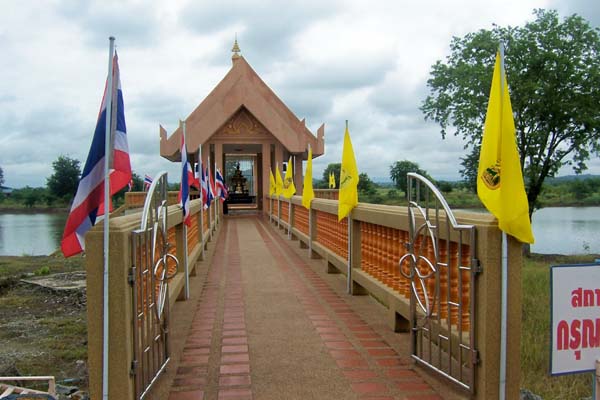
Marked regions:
[160,55,325,161]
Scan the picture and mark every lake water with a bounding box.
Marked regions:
[0,207,599,256]
[0,213,67,256]
[531,207,600,255]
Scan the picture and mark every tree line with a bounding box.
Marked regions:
[0,155,150,208]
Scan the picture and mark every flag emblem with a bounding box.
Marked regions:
[481,163,501,190]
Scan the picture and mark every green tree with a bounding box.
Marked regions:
[322,163,341,189]
[421,9,600,216]
[389,160,433,196]
[47,155,81,200]
[0,166,4,187]
[357,172,377,195]
[131,172,144,191]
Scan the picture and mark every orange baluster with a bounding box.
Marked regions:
[460,244,471,331]
[438,239,449,321]
[449,241,459,326]
[391,229,401,292]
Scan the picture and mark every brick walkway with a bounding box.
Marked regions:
[167,215,463,400]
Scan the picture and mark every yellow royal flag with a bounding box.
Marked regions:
[302,147,315,209]
[329,172,336,189]
[477,51,534,244]
[275,165,284,196]
[269,169,276,196]
[338,125,359,221]
[282,156,296,199]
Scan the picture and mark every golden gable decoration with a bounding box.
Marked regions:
[217,107,269,137]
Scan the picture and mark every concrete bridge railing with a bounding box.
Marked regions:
[269,194,522,400]
[84,197,220,400]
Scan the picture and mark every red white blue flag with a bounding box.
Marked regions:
[200,162,208,206]
[143,174,153,191]
[206,164,215,209]
[61,53,131,257]
[215,168,227,201]
[178,134,191,227]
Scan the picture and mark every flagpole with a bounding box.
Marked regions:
[102,36,115,400]
[207,155,213,239]
[214,160,218,225]
[287,156,293,239]
[214,160,218,224]
[498,42,508,400]
[276,162,280,230]
[182,120,190,300]
[198,145,204,259]
[345,120,352,294]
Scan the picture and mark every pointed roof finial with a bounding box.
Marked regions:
[231,34,241,61]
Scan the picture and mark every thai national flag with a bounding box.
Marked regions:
[200,162,208,206]
[143,174,153,191]
[206,165,215,209]
[215,168,228,201]
[178,134,191,226]
[61,53,131,257]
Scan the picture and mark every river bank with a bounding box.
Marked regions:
[0,207,68,214]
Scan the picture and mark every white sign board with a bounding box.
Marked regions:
[550,263,600,375]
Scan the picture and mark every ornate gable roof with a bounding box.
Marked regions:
[160,56,324,161]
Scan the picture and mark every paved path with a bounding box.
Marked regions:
[166,215,464,400]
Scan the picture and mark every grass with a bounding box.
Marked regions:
[0,253,87,389]
[521,254,596,399]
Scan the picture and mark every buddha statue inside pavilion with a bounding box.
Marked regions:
[230,163,249,194]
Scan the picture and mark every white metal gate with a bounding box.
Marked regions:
[130,172,178,399]
[401,173,479,393]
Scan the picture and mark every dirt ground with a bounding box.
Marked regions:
[0,254,88,392]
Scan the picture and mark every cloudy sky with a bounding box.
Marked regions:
[1,0,599,188]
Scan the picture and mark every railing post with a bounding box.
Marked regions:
[349,216,365,295]
[474,224,522,399]
[197,209,204,261]
[277,197,281,229]
[309,206,320,259]
[85,224,135,400]
[287,199,294,239]
[175,223,188,301]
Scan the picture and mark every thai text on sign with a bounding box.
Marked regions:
[550,263,600,375]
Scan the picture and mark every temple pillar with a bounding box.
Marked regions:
[294,155,303,196]
[262,143,271,213]
[274,143,284,176]
[214,142,223,172]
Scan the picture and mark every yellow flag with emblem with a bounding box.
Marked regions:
[338,125,359,221]
[269,169,276,196]
[329,172,336,189]
[275,164,284,196]
[302,147,315,209]
[282,156,296,199]
[477,51,534,244]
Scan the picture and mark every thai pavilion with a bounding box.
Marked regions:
[159,40,325,211]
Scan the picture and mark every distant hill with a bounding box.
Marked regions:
[546,174,600,184]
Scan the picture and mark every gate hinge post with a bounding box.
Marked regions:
[130,360,138,376]
[472,258,482,274]
[128,267,136,286]
[471,349,480,365]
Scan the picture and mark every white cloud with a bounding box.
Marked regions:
[3,0,599,190]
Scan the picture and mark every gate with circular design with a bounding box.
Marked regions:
[130,171,178,399]
[402,173,479,393]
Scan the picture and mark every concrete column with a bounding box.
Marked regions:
[215,142,223,173]
[262,143,271,214]
[294,155,303,196]
[86,223,135,400]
